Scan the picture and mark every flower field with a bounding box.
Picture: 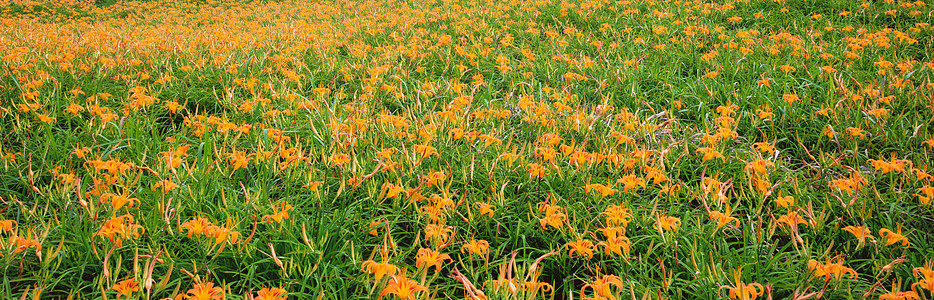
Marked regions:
[1,0,933,298]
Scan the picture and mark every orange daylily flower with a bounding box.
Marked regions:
[753,142,775,156]
[602,205,633,227]
[205,220,242,245]
[112,277,139,298]
[362,259,400,281]
[915,186,934,205]
[330,152,351,167]
[262,201,294,223]
[423,224,452,246]
[582,183,617,197]
[412,144,438,159]
[776,212,809,230]
[159,145,190,171]
[526,163,549,178]
[913,261,934,292]
[186,281,225,300]
[566,239,596,259]
[659,183,681,197]
[461,239,490,256]
[581,274,624,300]
[829,171,867,196]
[0,219,16,233]
[381,182,406,199]
[181,217,213,238]
[255,287,288,300]
[304,180,324,192]
[842,226,875,246]
[869,157,910,174]
[719,267,764,300]
[774,194,795,209]
[643,166,670,185]
[653,215,681,233]
[424,171,446,187]
[475,202,496,217]
[10,234,41,255]
[379,275,427,300]
[616,174,646,192]
[101,190,140,211]
[598,227,631,256]
[229,150,251,171]
[846,127,867,139]
[808,258,858,281]
[879,226,910,247]
[153,180,180,193]
[414,248,451,272]
[709,211,739,230]
[878,280,919,300]
[914,169,933,181]
[95,214,144,247]
[538,202,567,230]
[717,104,739,116]
[696,147,725,162]
[744,159,773,175]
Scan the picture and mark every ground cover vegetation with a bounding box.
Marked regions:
[0,0,933,298]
